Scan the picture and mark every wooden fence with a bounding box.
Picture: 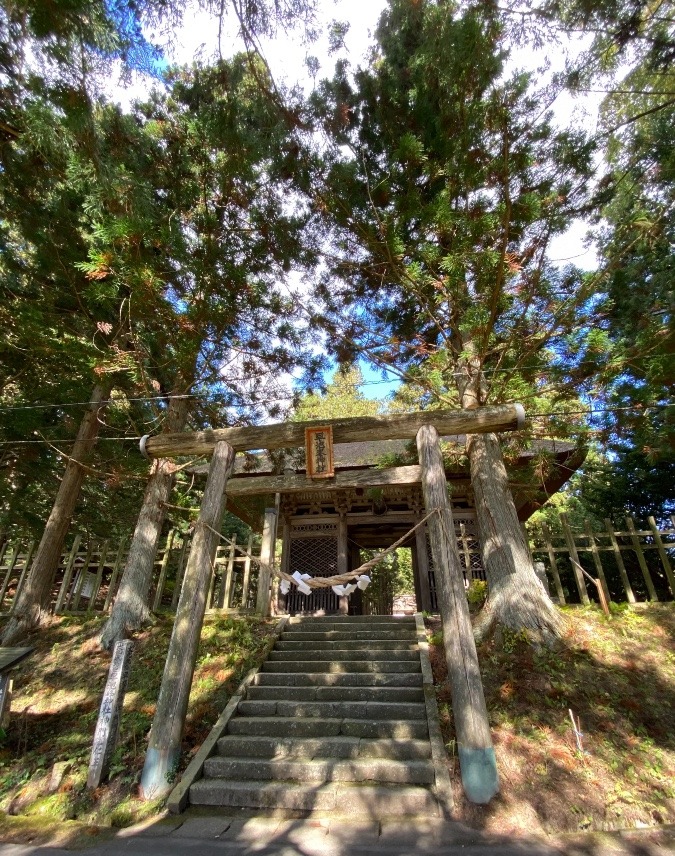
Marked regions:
[0,530,262,618]
[0,513,672,618]
[528,514,675,605]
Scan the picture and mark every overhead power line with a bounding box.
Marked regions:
[0,354,661,414]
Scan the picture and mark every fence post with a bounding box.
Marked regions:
[539,523,566,603]
[55,535,83,614]
[170,537,189,611]
[70,541,95,611]
[560,514,590,605]
[89,540,110,608]
[626,516,658,601]
[605,519,636,603]
[11,541,36,611]
[0,544,21,610]
[584,520,611,604]
[647,516,675,598]
[218,535,237,609]
[153,530,175,612]
[206,545,221,610]
[103,537,127,613]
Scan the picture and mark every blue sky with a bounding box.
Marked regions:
[358,360,400,401]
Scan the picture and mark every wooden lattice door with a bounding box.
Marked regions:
[282,522,341,615]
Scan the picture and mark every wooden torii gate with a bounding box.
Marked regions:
[139,403,524,804]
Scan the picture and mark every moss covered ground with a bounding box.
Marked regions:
[428,602,675,835]
[0,612,277,840]
[0,603,673,844]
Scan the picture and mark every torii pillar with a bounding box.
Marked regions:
[140,440,234,799]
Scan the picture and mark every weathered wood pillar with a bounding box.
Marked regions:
[338,514,349,614]
[560,513,590,605]
[584,520,611,605]
[277,517,291,613]
[256,508,278,617]
[416,424,498,804]
[413,516,432,612]
[411,545,422,609]
[349,542,364,614]
[626,516,658,601]
[648,516,675,598]
[280,520,291,574]
[605,518,635,603]
[140,440,235,800]
[540,522,566,603]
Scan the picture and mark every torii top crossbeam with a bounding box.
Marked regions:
[141,403,526,459]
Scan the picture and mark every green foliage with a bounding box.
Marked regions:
[0,47,325,536]
[358,547,414,602]
[0,613,277,827]
[293,365,381,421]
[392,548,414,596]
[576,445,674,524]
[527,0,675,521]
[466,579,488,611]
[310,0,596,469]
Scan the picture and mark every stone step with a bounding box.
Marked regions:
[189,779,439,816]
[268,648,420,662]
[202,756,435,785]
[275,639,418,651]
[286,623,417,634]
[214,735,432,761]
[226,716,429,740]
[253,671,423,688]
[261,660,420,674]
[246,685,424,703]
[237,699,427,721]
[281,630,417,642]
[186,613,441,818]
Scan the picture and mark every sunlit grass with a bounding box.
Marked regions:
[0,612,277,830]
[427,603,675,834]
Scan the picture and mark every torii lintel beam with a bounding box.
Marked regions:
[141,403,526,460]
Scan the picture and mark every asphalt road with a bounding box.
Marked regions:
[0,815,673,856]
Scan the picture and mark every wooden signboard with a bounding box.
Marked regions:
[305,426,334,479]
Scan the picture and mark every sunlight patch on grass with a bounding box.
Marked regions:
[427,603,675,834]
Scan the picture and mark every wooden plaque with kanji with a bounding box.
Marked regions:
[305,426,334,479]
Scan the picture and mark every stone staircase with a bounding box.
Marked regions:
[188,615,451,818]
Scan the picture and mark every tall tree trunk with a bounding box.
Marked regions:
[455,340,563,645]
[467,432,564,644]
[2,382,111,645]
[99,393,190,650]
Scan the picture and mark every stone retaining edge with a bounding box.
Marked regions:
[414,612,454,818]
[167,614,290,814]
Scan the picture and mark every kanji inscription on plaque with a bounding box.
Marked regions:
[305,426,334,479]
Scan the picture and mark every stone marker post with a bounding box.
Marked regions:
[87,639,134,789]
